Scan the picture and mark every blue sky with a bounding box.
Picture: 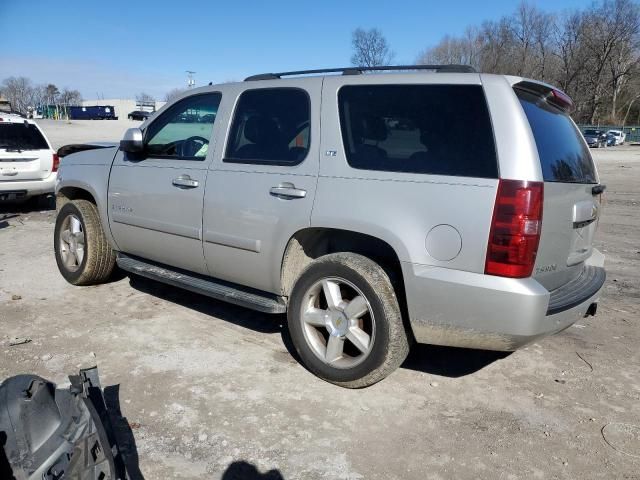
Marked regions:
[0,0,590,100]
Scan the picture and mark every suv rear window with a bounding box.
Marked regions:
[0,123,48,150]
[338,85,498,178]
[516,89,597,184]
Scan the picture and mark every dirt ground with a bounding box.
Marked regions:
[1,121,639,479]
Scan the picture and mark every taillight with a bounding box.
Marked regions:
[485,179,544,278]
[52,153,60,172]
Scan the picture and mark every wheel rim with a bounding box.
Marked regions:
[299,277,376,369]
[58,214,85,272]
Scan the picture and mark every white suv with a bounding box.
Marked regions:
[0,114,58,202]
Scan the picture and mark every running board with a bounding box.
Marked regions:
[116,254,287,314]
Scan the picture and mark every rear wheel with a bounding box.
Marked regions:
[54,200,116,285]
[287,253,410,388]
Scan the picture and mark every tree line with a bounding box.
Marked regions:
[0,77,82,116]
[353,0,640,125]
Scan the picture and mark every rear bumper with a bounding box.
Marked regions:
[0,172,56,198]
[402,249,606,351]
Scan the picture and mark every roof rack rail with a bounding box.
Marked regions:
[244,64,476,81]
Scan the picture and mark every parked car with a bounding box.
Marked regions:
[583,129,607,148]
[128,110,152,121]
[606,129,626,145]
[53,66,606,387]
[1,113,58,203]
[606,132,617,147]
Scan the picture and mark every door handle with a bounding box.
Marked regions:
[270,183,307,199]
[172,175,199,189]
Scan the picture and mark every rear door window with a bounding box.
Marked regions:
[225,88,311,166]
[337,85,498,178]
[516,89,597,184]
[0,123,48,150]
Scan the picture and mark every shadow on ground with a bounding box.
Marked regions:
[222,461,284,479]
[127,274,509,378]
[402,343,510,377]
[128,275,283,334]
[0,431,16,480]
[104,385,144,480]
[0,195,55,216]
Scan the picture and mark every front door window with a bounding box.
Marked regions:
[145,93,222,160]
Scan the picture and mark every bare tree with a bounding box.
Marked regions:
[478,18,515,73]
[553,11,587,93]
[164,88,186,102]
[45,84,59,104]
[417,29,481,68]
[581,0,640,122]
[351,28,395,67]
[59,88,83,106]
[415,0,640,125]
[1,77,35,113]
[136,92,155,104]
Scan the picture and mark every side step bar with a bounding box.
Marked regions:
[116,254,287,314]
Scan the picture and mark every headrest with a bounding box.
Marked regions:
[354,114,388,142]
[244,115,280,144]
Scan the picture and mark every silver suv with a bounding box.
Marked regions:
[54,65,606,388]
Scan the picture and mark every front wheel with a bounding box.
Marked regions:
[287,253,410,388]
[54,199,116,285]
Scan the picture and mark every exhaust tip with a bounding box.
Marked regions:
[584,303,598,318]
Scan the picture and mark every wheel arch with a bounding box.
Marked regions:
[280,228,412,339]
[56,185,98,209]
[55,181,118,250]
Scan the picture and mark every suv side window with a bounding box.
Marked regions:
[145,93,221,160]
[224,88,310,166]
[338,85,498,178]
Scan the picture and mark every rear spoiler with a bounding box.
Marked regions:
[513,81,573,112]
[57,142,118,158]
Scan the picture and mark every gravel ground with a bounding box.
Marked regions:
[1,122,639,479]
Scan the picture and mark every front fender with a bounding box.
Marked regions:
[56,147,119,249]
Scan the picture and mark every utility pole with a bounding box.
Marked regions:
[186,71,196,89]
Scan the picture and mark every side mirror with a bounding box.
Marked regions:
[120,128,143,153]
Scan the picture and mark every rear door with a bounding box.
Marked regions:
[108,92,222,275]
[0,121,53,181]
[515,87,602,290]
[202,80,321,294]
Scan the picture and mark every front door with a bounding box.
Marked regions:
[108,92,222,274]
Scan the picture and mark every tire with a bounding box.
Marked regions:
[54,199,116,285]
[287,252,410,388]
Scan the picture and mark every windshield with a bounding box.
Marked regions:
[0,123,49,150]
[516,89,597,184]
